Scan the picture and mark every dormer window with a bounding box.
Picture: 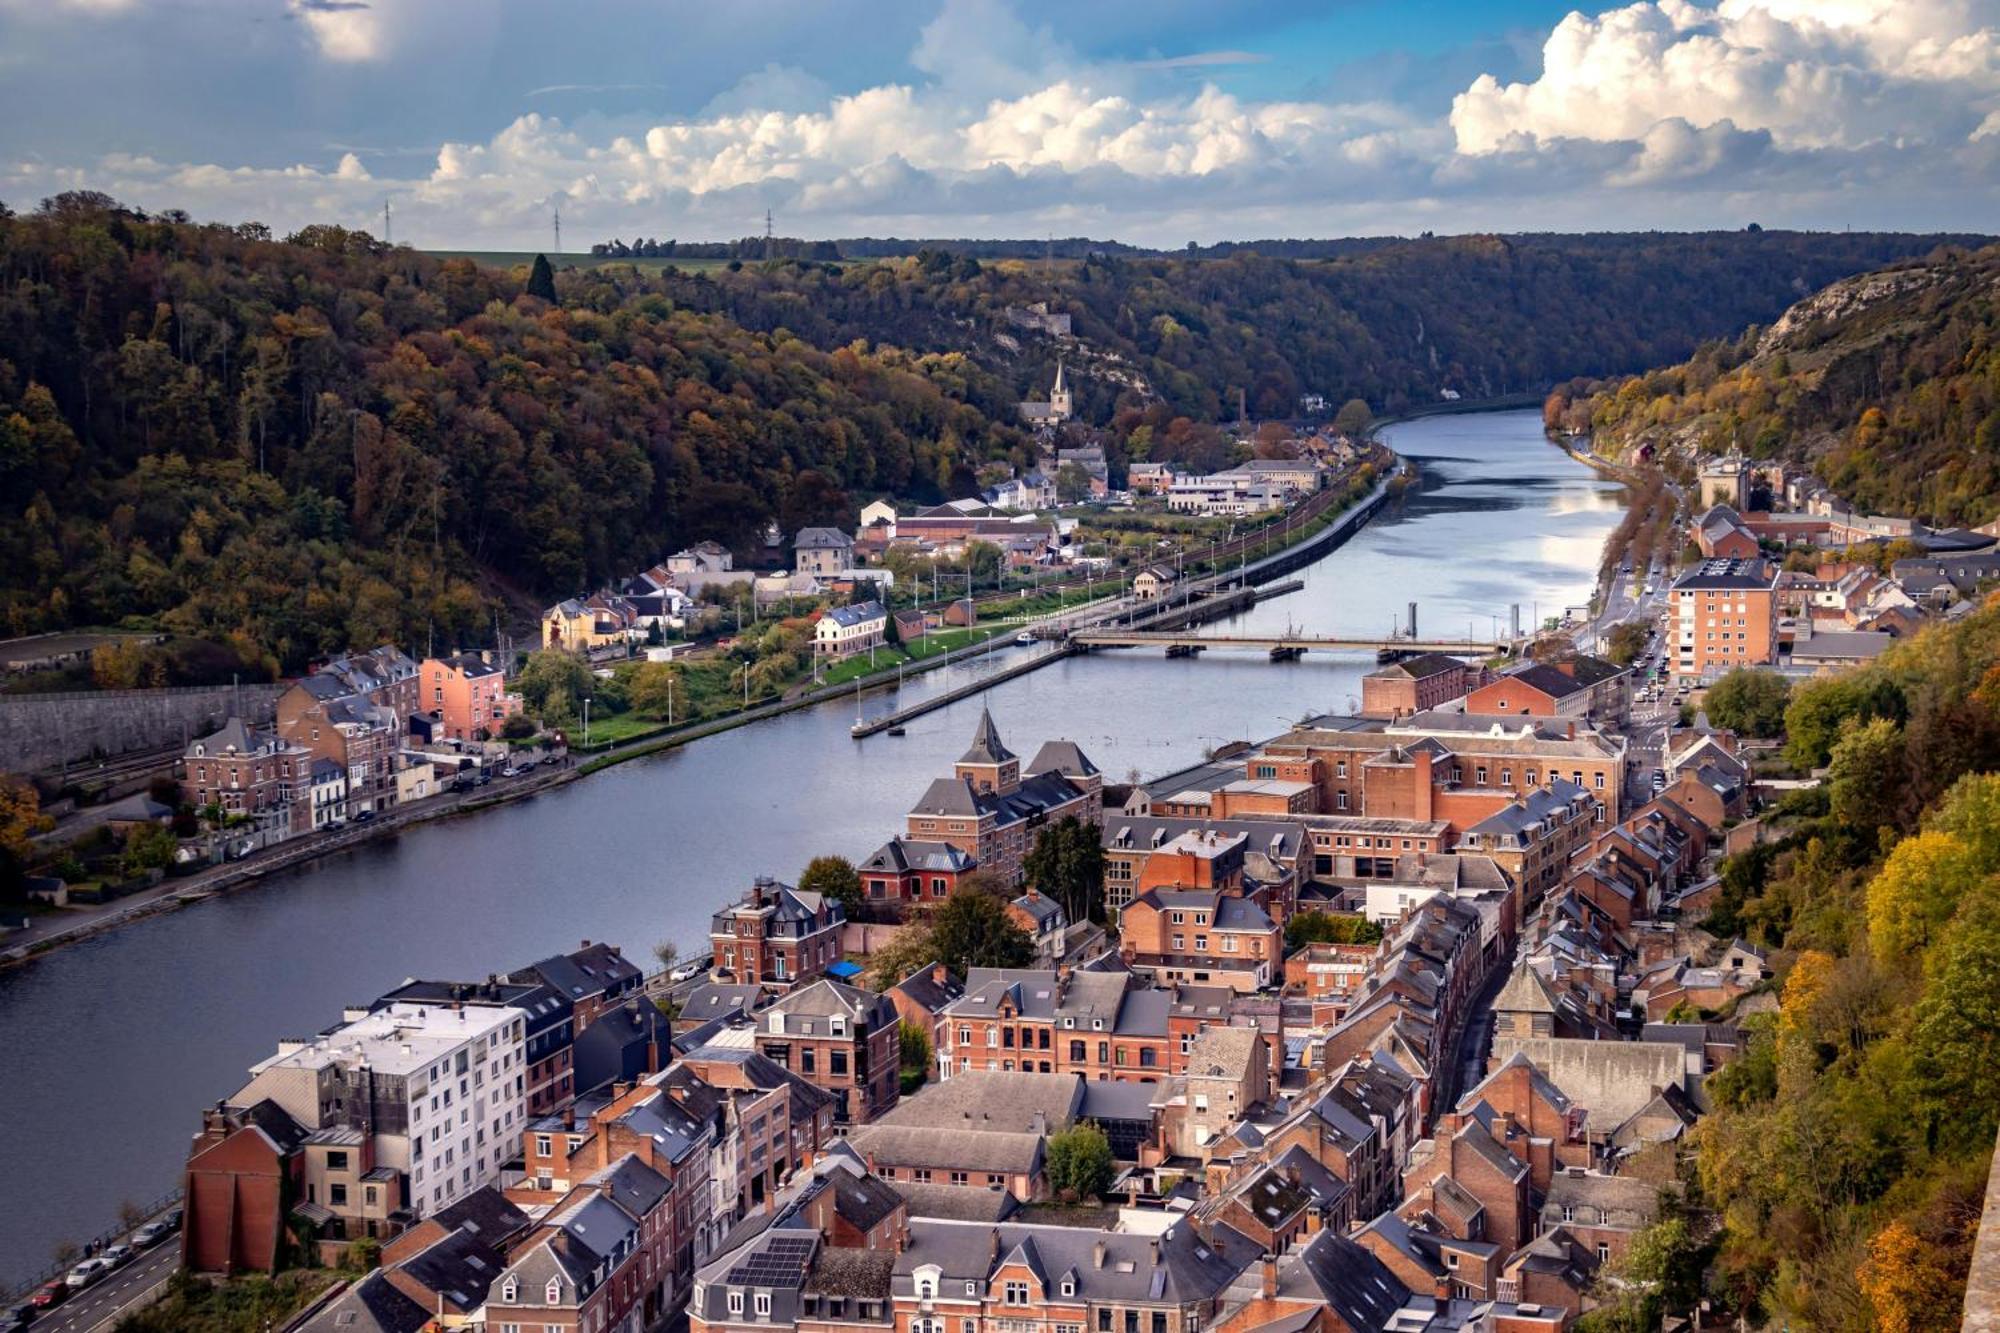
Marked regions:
[546,1278,562,1303]
[500,1277,517,1302]
[1061,1279,1075,1297]
[729,1292,745,1314]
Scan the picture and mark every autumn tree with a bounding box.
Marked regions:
[1333,397,1373,438]
[928,889,1034,974]
[1285,910,1383,951]
[1858,1218,1965,1333]
[627,661,684,722]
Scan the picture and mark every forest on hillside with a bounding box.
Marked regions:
[1687,600,2000,1331]
[1545,244,2000,525]
[621,229,1990,424]
[0,196,1033,673]
[0,193,1985,671]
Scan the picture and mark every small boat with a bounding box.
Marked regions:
[886,725,907,737]
[1015,631,1036,646]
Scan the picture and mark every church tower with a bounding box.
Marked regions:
[1048,359,1072,423]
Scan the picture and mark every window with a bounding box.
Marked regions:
[1005,1281,1030,1305]
[756,1294,772,1316]
[1561,1204,1574,1222]
[545,1278,562,1303]
[728,1292,745,1314]
[1598,1242,1611,1263]
[534,1134,551,1157]
[1098,1311,1113,1333]
[501,1278,518,1303]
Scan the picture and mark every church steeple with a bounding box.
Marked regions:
[1048,358,1072,423]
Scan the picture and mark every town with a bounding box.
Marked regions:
[8,407,2000,1333]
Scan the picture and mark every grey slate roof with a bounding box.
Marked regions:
[894,1218,1252,1305]
[961,708,1017,765]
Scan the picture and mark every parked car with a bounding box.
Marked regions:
[65,1258,111,1289]
[162,1208,183,1232]
[29,1283,66,1309]
[475,770,492,787]
[500,766,521,779]
[8,1303,38,1329]
[541,754,562,767]
[101,1243,134,1269]
[669,959,709,983]
[352,809,375,823]
[131,1220,170,1249]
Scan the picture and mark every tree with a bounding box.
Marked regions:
[500,712,537,740]
[1333,397,1372,438]
[651,939,678,971]
[1827,715,1908,834]
[121,822,179,877]
[898,1020,932,1087]
[1785,674,1903,769]
[798,855,864,919]
[1907,886,2000,1152]
[1858,1218,1965,1333]
[628,661,684,721]
[1869,831,1978,965]
[525,253,557,303]
[1054,462,1092,504]
[1605,620,1650,667]
[1704,668,1791,738]
[1285,910,1383,951]
[929,890,1034,974]
[515,651,595,724]
[1044,1122,1113,1201]
[1023,816,1106,924]
[866,922,942,991]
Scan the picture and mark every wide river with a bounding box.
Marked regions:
[0,409,1622,1286]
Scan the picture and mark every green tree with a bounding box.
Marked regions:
[1023,815,1107,924]
[929,889,1034,974]
[515,650,595,726]
[1827,715,1908,834]
[898,1020,932,1089]
[1285,910,1383,951]
[798,854,865,919]
[1054,462,1092,504]
[1044,1122,1114,1201]
[1784,674,1904,769]
[866,923,941,991]
[121,822,180,877]
[1333,397,1373,438]
[1704,668,1791,738]
[1907,886,2000,1152]
[525,253,557,303]
[627,661,684,721]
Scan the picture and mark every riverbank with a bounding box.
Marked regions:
[4,461,1399,968]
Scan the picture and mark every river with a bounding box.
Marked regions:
[0,408,1623,1287]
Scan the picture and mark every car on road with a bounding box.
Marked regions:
[669,959,710,983]
[352,809,375,823]
[541,754,562,767]
[131,1220,171,1249]
[161,1208,183,1231]
[501,765,521,778]
[101,1243,135,1269]
[65,1258,111,1289]
[8,1304,37,1329]
[475,769,493,786]
[30,1282,67,1310]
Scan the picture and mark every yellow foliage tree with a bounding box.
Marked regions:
[1866,830,1976,965]
[1857,1219,1962,1333]
[1776,949,1835,1099]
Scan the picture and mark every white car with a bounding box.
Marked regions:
[65,1259,111,1289]
[669,959,709,983]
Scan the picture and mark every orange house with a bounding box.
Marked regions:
[421,652,519,742]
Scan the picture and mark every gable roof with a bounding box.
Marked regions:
[961,708,1016,765]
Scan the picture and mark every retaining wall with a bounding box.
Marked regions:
[0,684,285,774]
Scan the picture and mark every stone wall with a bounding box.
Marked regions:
[1966,1123,2000,1333]
[0,684,286,775]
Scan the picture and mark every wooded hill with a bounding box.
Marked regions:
[1689,598,2000,1331]
[1546,243,2000,526]
[0,194,1982,671]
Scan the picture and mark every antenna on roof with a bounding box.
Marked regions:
[553,203,562,256]
[765,208,774,262]
[382,198,391,247]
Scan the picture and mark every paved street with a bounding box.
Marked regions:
[21,1244,175,1333]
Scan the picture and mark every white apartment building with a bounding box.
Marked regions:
[236,1000,529,1215]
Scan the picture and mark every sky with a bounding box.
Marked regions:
[2,0,1998,249]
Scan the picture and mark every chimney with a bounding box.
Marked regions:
[1414,749,1434,822]
[1149,1239,1161,1267]
[600,1177,616,1199]
[581,940,592,950]
[1259,1255,1278,1300]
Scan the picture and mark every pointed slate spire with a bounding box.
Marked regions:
[960,706,1015,765]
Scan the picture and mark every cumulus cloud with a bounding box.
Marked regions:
[1451,0,2000,153]
[5,0,1998,246]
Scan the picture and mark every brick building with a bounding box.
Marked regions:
[180,717,312,835]
[419,651,519,742]
[1360,653,1480,719]
[756,980,902,1126]
[1671,558,1780,678]
[710,878,846,991]
[902,713,1103,885]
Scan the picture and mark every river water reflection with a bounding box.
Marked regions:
[0,408,1622,1284]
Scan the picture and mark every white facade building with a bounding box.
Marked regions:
[236,1000,529,1216]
